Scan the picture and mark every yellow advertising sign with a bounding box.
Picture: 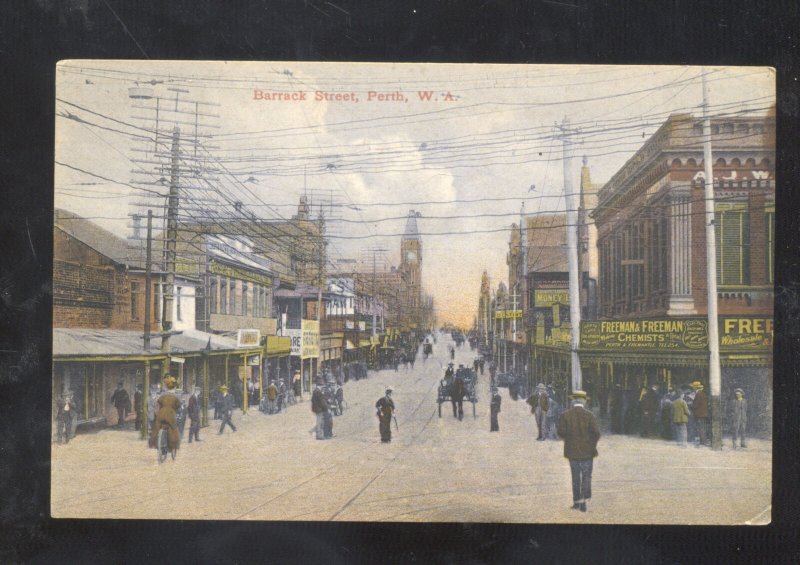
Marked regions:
[535,289,569,307]
[580,319,709,351]
[494,310,522,320]
[720,317,773,351]
[301,319,320,359]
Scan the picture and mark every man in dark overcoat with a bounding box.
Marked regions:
[557,390,600,512]
[187,387,201,443]
[218,385,237,434]
[489,387,501,432]
[451,370,465,420]
[376,387,395,442]
[133,384,144,431]
[690,381,709,446]
[311,384,329,440]
[56,393,76,444]
[110,382,131,428]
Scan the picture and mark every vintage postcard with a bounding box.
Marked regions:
[52,61,774,523]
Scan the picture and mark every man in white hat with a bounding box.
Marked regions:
[557,390,600,512]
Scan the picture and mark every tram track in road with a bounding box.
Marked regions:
[235,348,446,521]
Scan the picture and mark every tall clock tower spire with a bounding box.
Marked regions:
[400,210,423,330]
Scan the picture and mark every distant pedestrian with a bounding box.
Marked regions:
[311,384,329,440]
[731,388,747,449]
[479,358,485,375]
[672,390,690,446]
[110,382,131,428]
[527,384,549,441]
[660,389,675,440]
[187,387,202,443]
[56,393,76,444]
[451,370,465,420]
[489,361,497,386]
[267,381,279,414]
[557,390,600,512]
[292,371,302,400]
[640,385,659,438]
[490,387,501,432]
[134,384,144,431]
[545,385,561,439]
[218,385,237,434]
[376,387,395,443]
[690,381,709,447]
[149,375,181,452]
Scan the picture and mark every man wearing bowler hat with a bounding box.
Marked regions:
[557,390,600,512]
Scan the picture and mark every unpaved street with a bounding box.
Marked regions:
[52,336,770,524]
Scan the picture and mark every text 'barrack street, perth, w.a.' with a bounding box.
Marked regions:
[253,89,458,103]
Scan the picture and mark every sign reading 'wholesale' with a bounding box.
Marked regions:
[580,319,709,351]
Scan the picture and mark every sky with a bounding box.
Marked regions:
[54,62,774,328]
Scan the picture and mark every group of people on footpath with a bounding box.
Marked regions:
[608,379,749,448]
[665,381,748,448]
[526,383,562,441]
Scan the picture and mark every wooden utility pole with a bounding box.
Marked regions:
[702,71,723,450]
[161,126,181,355]
[561,117,583,393]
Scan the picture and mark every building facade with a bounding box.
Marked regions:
[588,111,775,435]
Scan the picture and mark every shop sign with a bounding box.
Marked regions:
[495,310,522,320]
[265,336,291,357]
[236,329,261,348]
[580,319,708,351]
[285,329,302,356]
[358,321,366,331]
[720,317,773,351]
[345,319,355,330]
[210,261,273,287]
[535,289,569,307]
[301,319,320,359]
[247,354,260,366]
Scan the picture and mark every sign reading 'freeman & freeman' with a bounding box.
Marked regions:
[580,319,709,351]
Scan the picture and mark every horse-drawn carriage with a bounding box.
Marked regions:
[422,341,433,359]
[437,366,478,418]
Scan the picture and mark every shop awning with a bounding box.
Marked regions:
[53,327,247,361]
[358,340,371,348]
[578,350,708,367]
[345,340,356,350]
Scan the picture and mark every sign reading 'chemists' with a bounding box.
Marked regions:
[580,319,709,351]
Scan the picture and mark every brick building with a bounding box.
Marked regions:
[586,110,775,435]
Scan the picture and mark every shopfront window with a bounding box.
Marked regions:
[229,279,236,315]
[242,283,248,316]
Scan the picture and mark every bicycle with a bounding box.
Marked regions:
[157,423,176,464]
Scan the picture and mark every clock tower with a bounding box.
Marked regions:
[400,210,422,329]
